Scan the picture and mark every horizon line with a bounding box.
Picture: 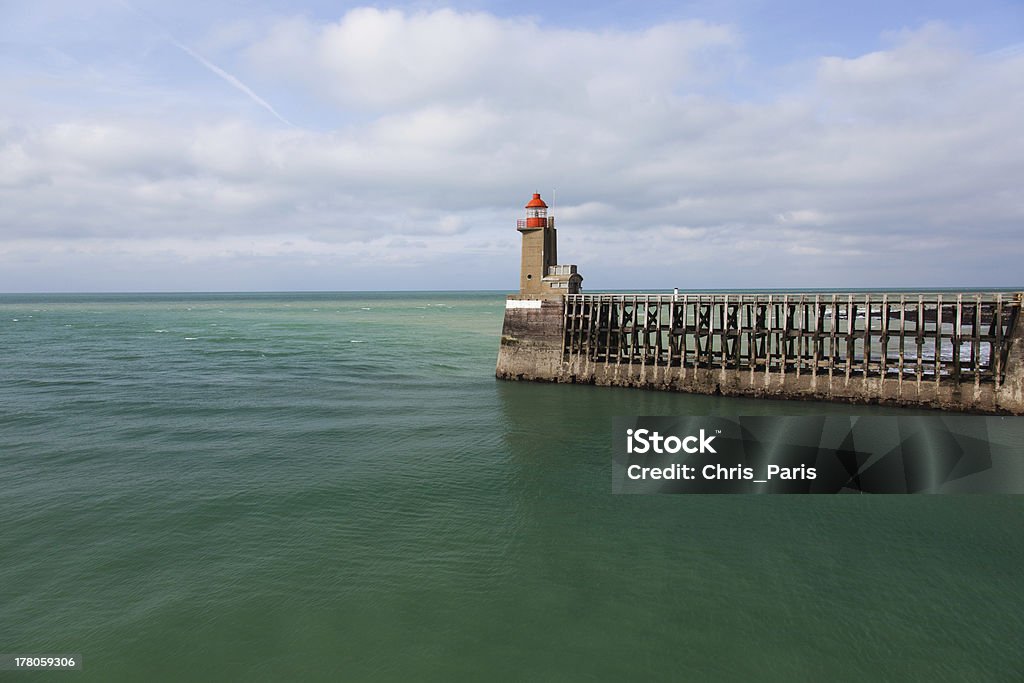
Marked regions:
[3,286,1024,297]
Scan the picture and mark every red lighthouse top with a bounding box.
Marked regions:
[525,193,548,209]
[519,192,550,230]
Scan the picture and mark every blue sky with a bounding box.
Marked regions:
[1,0,1022,291]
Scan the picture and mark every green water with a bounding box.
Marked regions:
[1,292,1021,681]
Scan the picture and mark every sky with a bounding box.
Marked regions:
[1,0,1022,292]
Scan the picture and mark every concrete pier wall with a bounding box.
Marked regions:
[496,292,1024,414]
[496,298,566,381]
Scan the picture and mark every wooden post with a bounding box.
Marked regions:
[666,294,672,366]
[725,296,731,368]
[813,294,822,379]
[953,293,962,384]
[630,294,638,366]
[972,295,981,388]
[898,295,906,393]
[863,293,871,377]
[880,294,889,379]
[747,299,756,379]
[846,294,854,382]
[707,296,714,365]
[681,293,689,371]
[782,294,790,377]
[829,294,838,385]
[766,294,774,382]
[935,294,944,385]
[916,294,924,385]
[640,294,648,367]
[995,294,1004,389]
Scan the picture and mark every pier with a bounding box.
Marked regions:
[558,291,1024,413]
[495,194,1024,413]
[564,293,1018,384]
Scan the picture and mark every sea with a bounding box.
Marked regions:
[1,291,1022,681]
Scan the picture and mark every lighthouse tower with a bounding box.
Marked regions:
[516,192,582,297]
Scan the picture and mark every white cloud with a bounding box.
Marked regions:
[818,23,968,87]
[246,9,739,110]
[776,210,832,226]
[1,8,1022,291]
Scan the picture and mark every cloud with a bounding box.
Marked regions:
[818,23,968,88]
[1,8,1023,291]
[246,8,739,110]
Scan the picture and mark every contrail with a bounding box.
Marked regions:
[119,0,294,127]
[986,42,1024,59]
[170,39,294,127]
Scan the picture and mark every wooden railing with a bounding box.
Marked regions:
[563,292,1022,386]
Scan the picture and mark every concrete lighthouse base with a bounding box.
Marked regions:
[495,297,566,381]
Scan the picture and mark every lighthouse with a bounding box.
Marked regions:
[516,192,582,297]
